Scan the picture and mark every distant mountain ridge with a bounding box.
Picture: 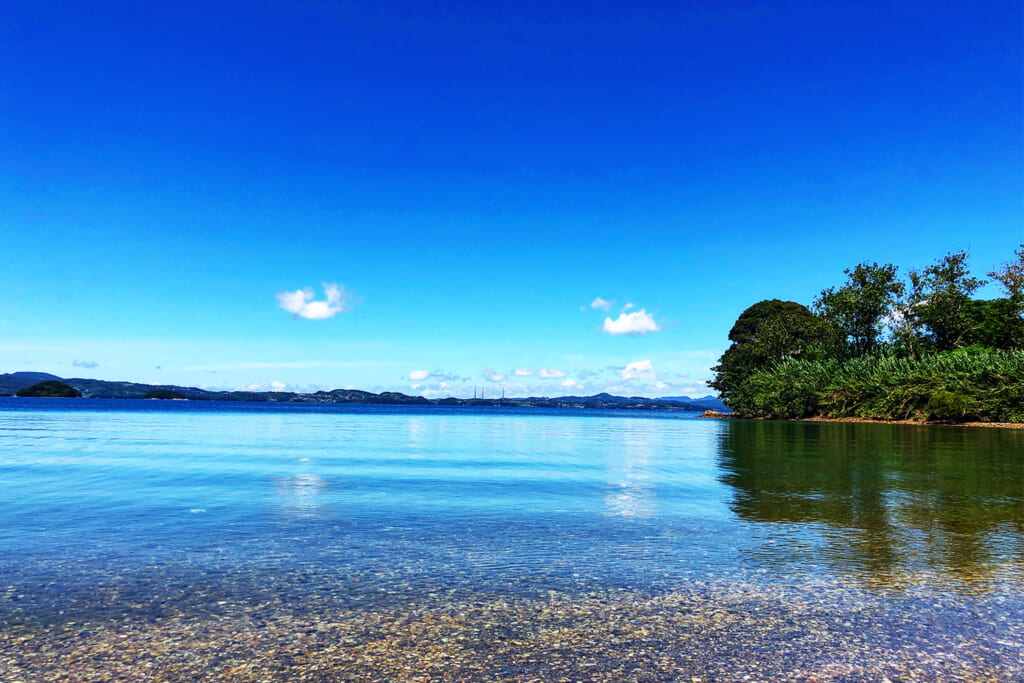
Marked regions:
[0,372,728,413]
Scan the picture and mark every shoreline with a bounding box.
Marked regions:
[698,410,1024,430]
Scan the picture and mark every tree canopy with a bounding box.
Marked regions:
[814,262,903,357]
[709,299,843,403]
[905,250,987,351]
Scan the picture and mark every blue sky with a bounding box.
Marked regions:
[2,0,1021,397]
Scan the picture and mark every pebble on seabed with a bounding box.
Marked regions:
[1,581,1021,682]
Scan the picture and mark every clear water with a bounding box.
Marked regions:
[1,398,1022,678]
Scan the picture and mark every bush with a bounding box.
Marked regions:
[728,348,1024,423]
[924,391,977,421]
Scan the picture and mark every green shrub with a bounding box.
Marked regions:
[924,391,977,421]
[728,348,1023,423]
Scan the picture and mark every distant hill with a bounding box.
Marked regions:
[0,372,63,395]
[660,395,728,412]
[0,371,726,412]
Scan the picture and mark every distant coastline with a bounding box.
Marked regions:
[0,372,728,414]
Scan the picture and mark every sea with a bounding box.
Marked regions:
[1,398,1021,680]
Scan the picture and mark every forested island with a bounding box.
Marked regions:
[0,373,726,413]
[711,246,1024,424]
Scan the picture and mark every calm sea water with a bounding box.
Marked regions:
[1,398,1022,678]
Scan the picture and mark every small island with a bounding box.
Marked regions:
[16,380,82,398]
[143,389,187,400]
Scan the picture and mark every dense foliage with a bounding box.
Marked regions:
[713,246,1024,422]
[16,380,82,398]
[729,348,1024,422]
[709,300,843,401]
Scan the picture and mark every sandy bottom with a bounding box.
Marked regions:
[3,580,1020,682]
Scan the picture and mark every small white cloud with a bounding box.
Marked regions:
[623,302,635,310]
[271,381,286,392]
[72,359,99,369]
[561,378,583,389]
[602,309,661,335]
[276,283,356,320]
[408,369,464,382]
[654,381,668,391]
[513,368,534,377]
[539,367,568,379]
[621,360,657,381]
[589,297,615,311]
[483,367,507,383]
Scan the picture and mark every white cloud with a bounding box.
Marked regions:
[589,297,614,311]
[621,360,657,381]
[513,368,534,377]
[602,309,661,335]
[408,369,465,382]
[623,302,635,310]
[276,283,356,320]
[539,367,568,379]
[72,359,98,369]
[483,367,507,382]
[246,381,286,392]
[561,378,583,389]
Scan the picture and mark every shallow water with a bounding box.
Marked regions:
[1,398,1022,680]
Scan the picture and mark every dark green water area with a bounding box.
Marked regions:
[1,399,1021,680]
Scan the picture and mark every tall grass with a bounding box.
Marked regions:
[729,348,1024,422]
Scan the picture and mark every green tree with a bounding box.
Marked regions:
[988,243,1024,303]
[905,250,986,351]
[710,299,843,405]
[958,298,1024,350]
[814,262,904,357]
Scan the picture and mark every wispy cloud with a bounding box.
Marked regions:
[513,368,534,377]
[72,359,99,369]
[561,378,583,389]
[539,367,568,379]
[408,369,465,382]
[621,359,657,381]
[483,367,507,382]
[276,283,357,320]
[588,297,615,311]
[602,309,661,335]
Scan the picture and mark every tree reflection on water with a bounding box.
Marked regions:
[716,420,1024,589]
